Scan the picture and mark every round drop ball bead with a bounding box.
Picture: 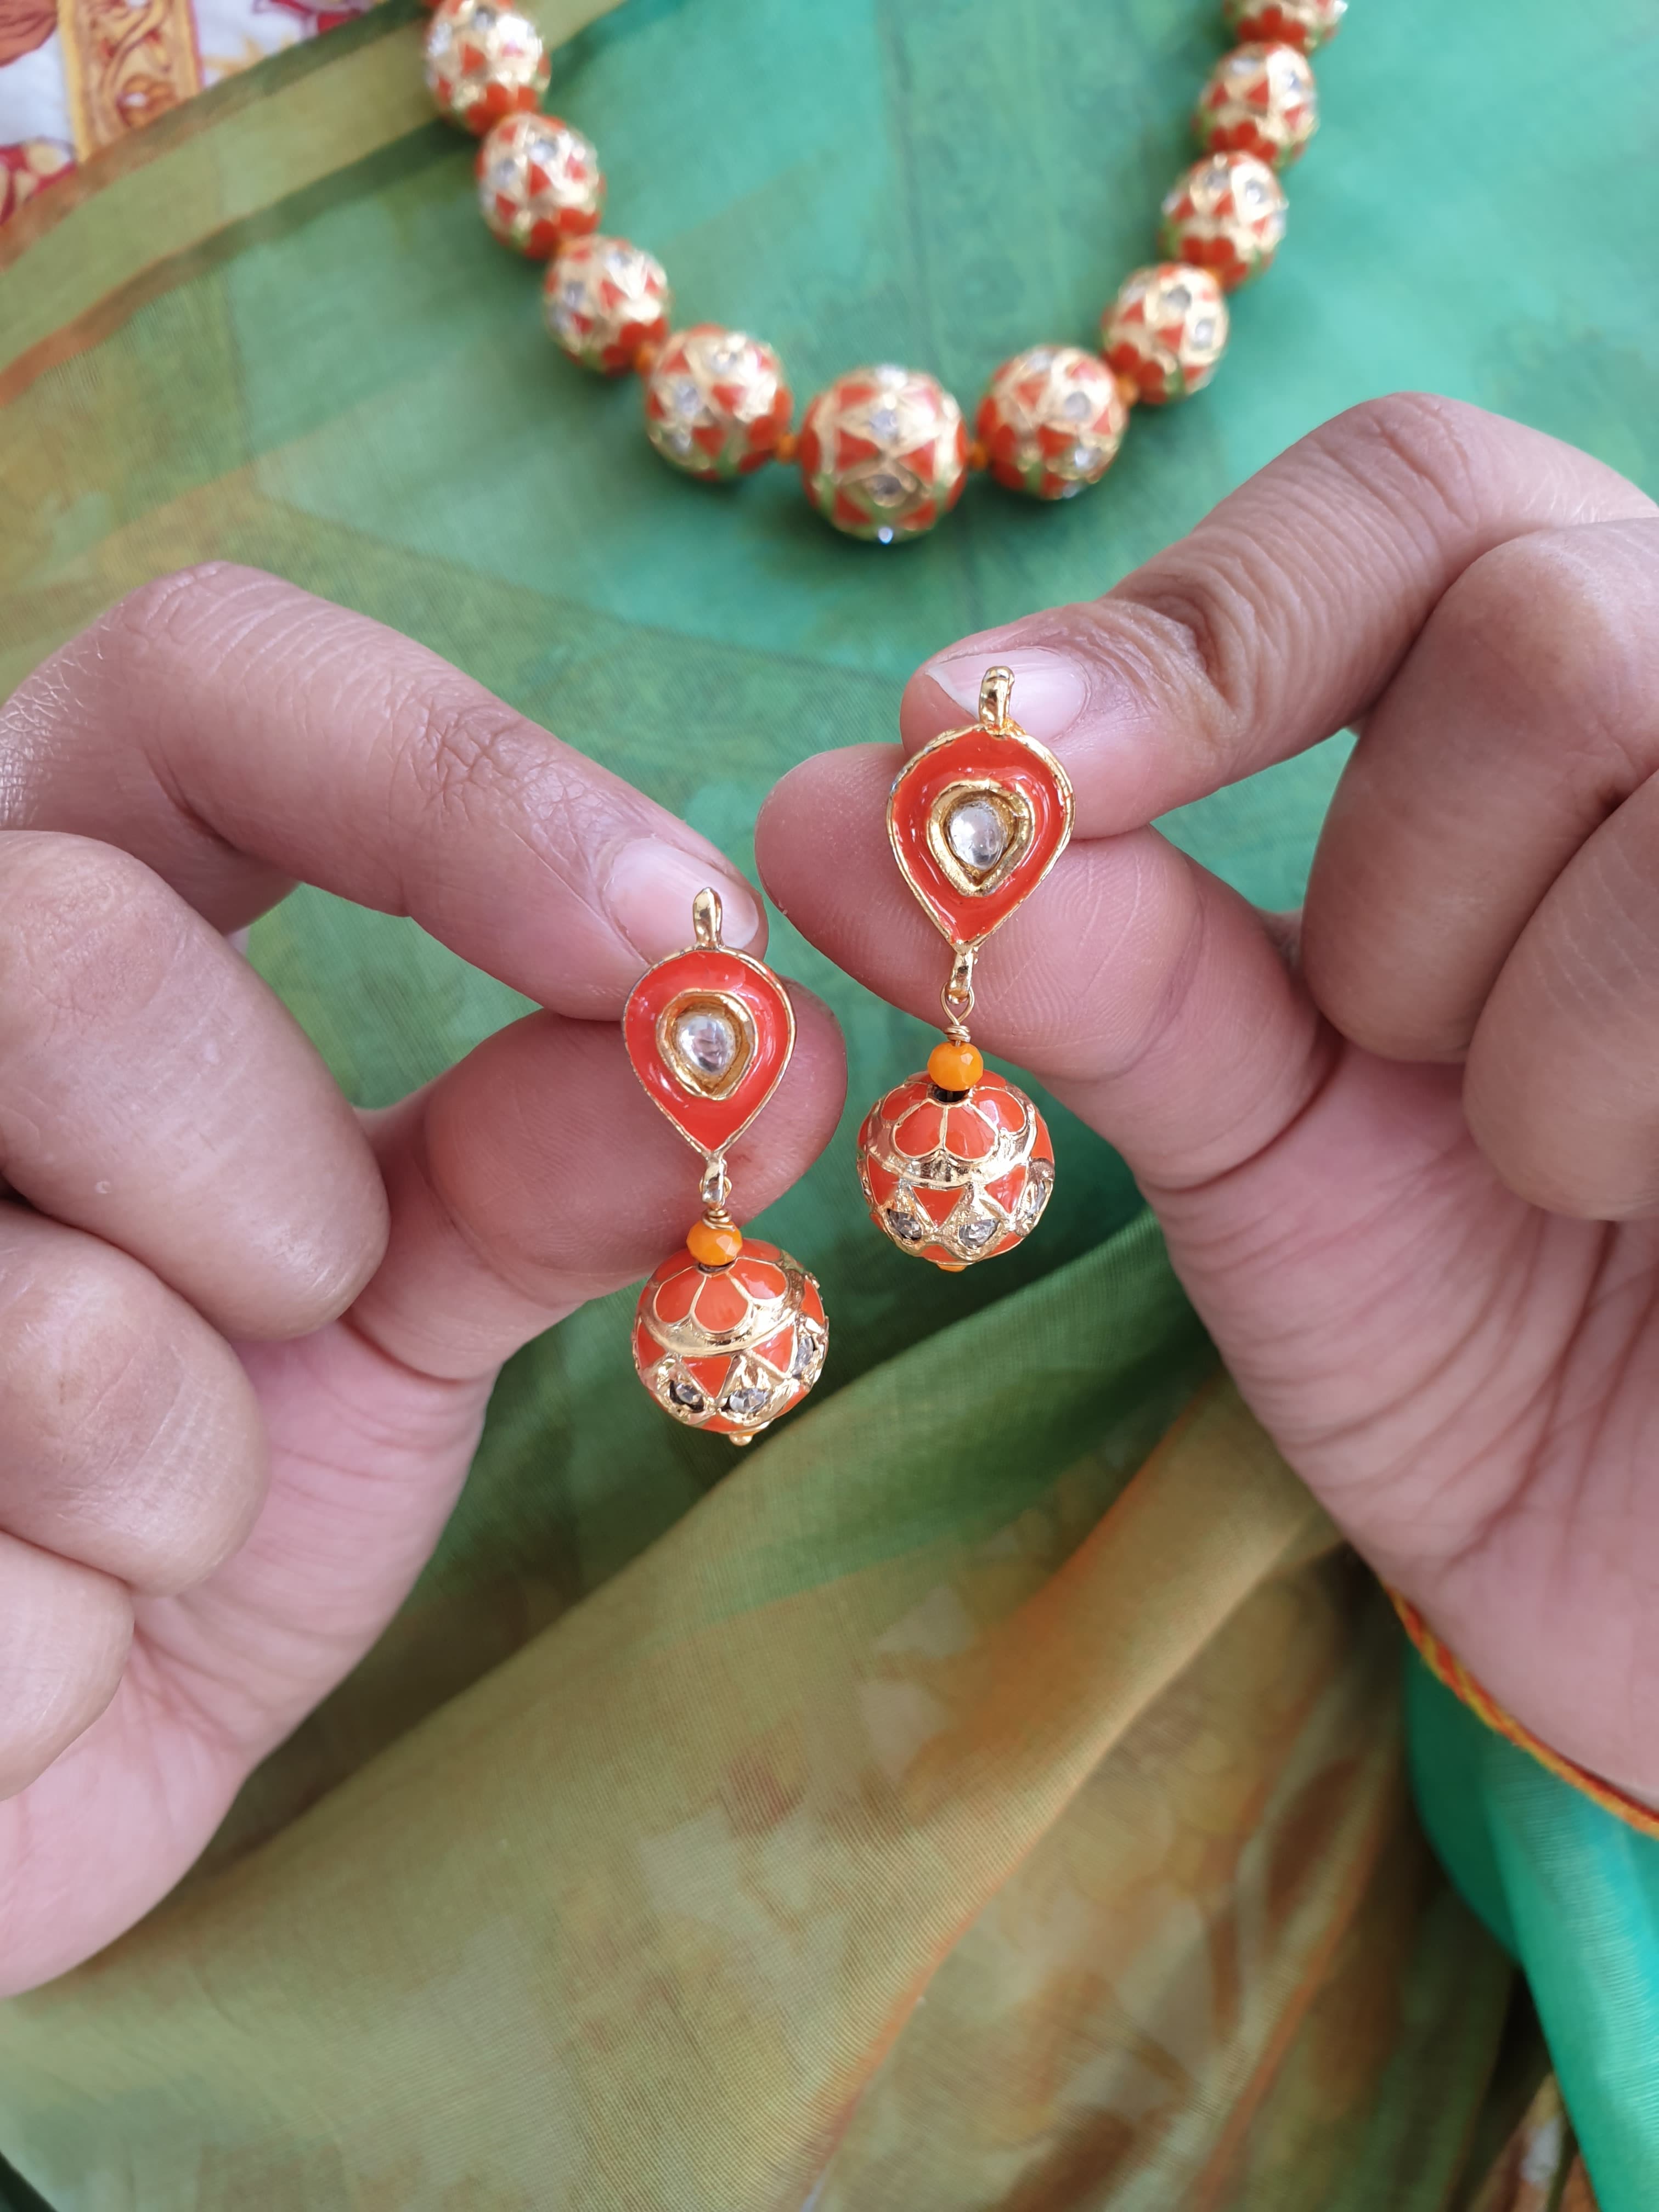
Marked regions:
[975,346,1127,500]
[643,325,792,479]
[544,235,671,374]
[476,113,603,257]
[857,1069,1054,1269]
[1102,263,1229,404]
[798,364,968,543]
[1159,153,1286,290]
[633,1240,827,1437]
[1195,42,1318,170]
[1222,0,1345,52]
[424,0,549,133]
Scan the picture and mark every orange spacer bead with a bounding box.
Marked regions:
[686,1217,743,1268]
[966,438,990,472]
[632,340,661,377]
[928,1039,984,1092]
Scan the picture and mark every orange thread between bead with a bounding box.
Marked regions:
[966,439,989,472]
[773,430,799,465]
[1387,1585,1659,1842]
[632,341,661,377]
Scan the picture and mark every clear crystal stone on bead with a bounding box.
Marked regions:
[1166,281,1192,311]
[791,1328,821,1379]
[958,1211,1000,1251]
[674,1008,738,1079]
[724,1384,770,1419]
[1018,1159,1055,1229]
[946,797,1009,872]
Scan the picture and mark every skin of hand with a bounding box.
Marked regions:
[0,567,845,1996]
[759,393,1659,1808]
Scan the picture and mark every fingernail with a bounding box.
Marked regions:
[602,839,763,961]
[926,646,1091,741]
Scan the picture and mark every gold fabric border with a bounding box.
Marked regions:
[57,0,204,160]
[0,0,620,404]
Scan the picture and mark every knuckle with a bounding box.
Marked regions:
[1108,558,1263,734]
[1311,392,1498,546]
[0,1255,170,1477]
[0,1243,264,1593]
[1434,531,1659,795]
[387,674,622,871]
[398,683,535,820]
[0,833,183,1039]
[0,1558,131,1804]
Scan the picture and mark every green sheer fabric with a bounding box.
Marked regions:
[1,0,1657,2203]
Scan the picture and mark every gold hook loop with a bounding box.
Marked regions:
[941,944,977,1040]
[692,887,723,949]
[698,1154,732,1222]
[978,666,1014,733]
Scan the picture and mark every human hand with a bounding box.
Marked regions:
[759,394,1659,1803]
[0,567,843,1994]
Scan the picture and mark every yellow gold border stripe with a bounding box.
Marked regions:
[0,0,619,404]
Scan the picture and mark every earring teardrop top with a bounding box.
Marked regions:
[887,665,1074,951]
[623,885,796,1157]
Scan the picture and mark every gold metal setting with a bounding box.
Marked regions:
[654,989,757,1101]
[924,778,1035,899]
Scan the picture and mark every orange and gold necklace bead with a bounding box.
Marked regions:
[418,0,1347,542]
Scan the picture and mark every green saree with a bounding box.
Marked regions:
[2,0,1657,2202]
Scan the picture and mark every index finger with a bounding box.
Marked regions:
[900,394,1656,837]
[1,566,765,1012]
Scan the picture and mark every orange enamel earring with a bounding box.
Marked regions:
[624,887,827,1444]
[856,667,1073,1271]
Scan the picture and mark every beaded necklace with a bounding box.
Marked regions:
[417,0,1345,544]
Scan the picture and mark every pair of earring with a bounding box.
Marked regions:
[624,667,1073,1444]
